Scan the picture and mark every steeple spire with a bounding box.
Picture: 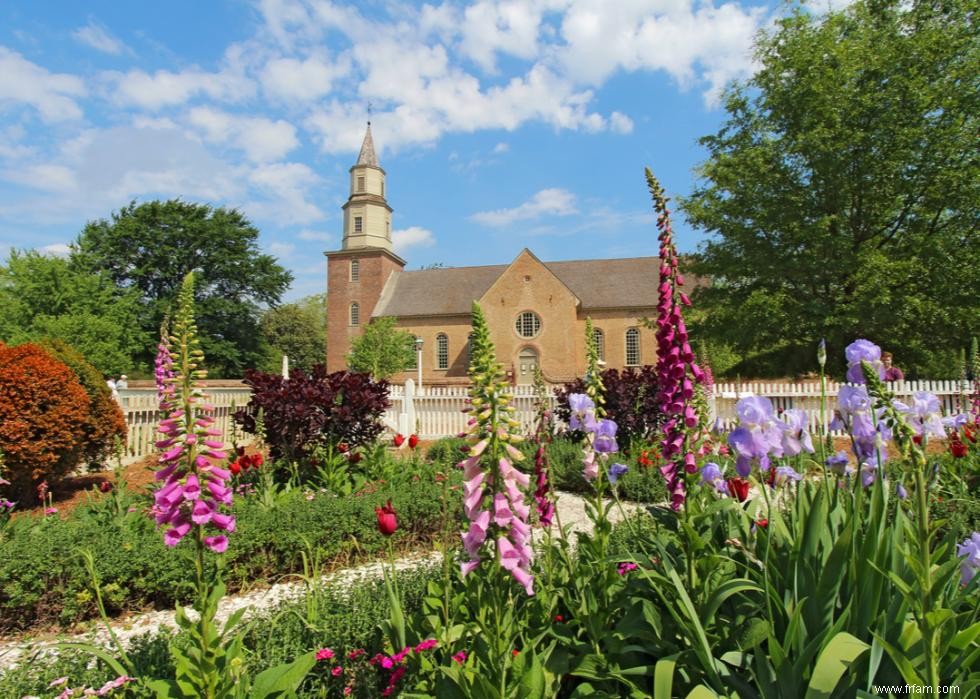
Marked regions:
[356,122,379,168]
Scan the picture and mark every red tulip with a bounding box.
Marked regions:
[375,501,397,536]
[99,481,113,493]
[393,433,405,447]
[348,452,362,464]
[250,453,264,469]
[337,442,349,454]
[951,440,967,458]
[229,460,242,475]
[756,518,769,529]
[727,477,750,502]
[408,434,419,449]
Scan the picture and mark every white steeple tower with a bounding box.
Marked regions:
[342,122,393,251]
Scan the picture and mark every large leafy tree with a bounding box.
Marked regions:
[346,316,415,380]
[71,200,293,377]
[0,250,145,374]
[683,0,978,378]
[260,294,327,373]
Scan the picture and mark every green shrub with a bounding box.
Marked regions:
[543,436,667,503]
[0,566,443,698]
[0,461,455,631]
[424,436,468,471]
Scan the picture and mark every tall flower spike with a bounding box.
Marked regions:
[531,367,555,527]
[154,313,176,414]
[457,302,534,595]
[584,317,606,418]
[151,272,234,552]
[647,168,703,511]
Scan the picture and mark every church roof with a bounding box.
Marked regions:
[372,256,661,318]
[356,123,379,167]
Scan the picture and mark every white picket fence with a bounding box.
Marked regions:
[712,379,970,435]
[119,388,253,460]
[120,378,970,457]
[384,379,971,440]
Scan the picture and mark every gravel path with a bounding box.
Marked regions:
[0,492,643,673]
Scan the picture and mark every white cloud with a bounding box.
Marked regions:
[1,164,76,192]
[73,21,129,55]
[609,111,633,134]
[471,188,577,226]
[187,106,299,162]
[0,126,243,225]
[39,242,71,256]
[104,64,253,110]
[459,1,545,72]
[493,142,509,153]
[260,54,349,102]
[0,47,86,122]
[392,226,436,252]
[246,162,323,225]
[556,0,765,105]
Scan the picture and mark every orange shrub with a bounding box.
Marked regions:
[41,339,127,466]
[0,343,91,503]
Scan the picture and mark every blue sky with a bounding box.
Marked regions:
[0,0,794,301]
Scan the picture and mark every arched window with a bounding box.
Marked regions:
[350,302,360,326]
[593,328,605,362]
[625,327,640,366]
[436,333,449,370]
[514,311,541,339]
[350,259,360,281]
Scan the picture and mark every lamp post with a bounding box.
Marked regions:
[414,337,424,391]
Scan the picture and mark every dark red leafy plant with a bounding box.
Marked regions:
[234,366,390,465]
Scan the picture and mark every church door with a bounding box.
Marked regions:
[517,348,538,384]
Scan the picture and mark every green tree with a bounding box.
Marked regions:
[682,0,978,379]
[0,250,145,374]
[346,316,415,380]
[260,294,326,373]
[70,200,293,377]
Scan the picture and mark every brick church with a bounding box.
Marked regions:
[325,124,660,385]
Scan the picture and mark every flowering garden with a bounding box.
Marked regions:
[0,171,978,697]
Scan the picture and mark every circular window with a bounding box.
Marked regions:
[515,311,541,338]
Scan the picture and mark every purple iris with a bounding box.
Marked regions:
[896,482,908,500]
[896,391,945,439]
[957,532,980,586]
[825,450,853,476]
[608,463,629,484]
[736,396,776,425]
[700,462,729,494]
[845,339,885,384]
[773,465,803,486]
[860,461,878,487]
[592,419,619,453]
[780,409,814,456]
[568,393,597,432]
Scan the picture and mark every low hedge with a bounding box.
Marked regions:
[0,462,456,631]
[0,565,443,698]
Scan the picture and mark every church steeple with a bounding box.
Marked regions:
[356,122,379,167]
[342,122,392,251]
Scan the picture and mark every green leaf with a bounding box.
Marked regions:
[654,654,679,699]
[517,653,546,699]
[249,651,317,699]
[54,641,130,678]
[685,686,720,699]
[803,632,869,699]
